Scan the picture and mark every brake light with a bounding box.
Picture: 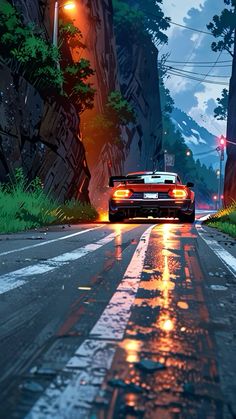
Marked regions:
[169,188,188,199]
[113,189,132,199]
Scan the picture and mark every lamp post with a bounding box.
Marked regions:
[52,1,76,48]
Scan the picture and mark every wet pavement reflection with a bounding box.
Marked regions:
[95,223,224,418]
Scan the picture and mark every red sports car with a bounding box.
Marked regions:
[108,171,195,223]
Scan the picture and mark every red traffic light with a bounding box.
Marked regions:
[220,136,226,146]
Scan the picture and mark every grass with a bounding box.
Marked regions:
[204,201,236,238]
[0,169,98,234]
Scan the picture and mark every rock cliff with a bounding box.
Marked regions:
[117,41,162,173]
[0,61,90,202]
[0,1,90,203]
[76,0,163,211]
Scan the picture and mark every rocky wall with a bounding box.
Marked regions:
[0,61,90,202]
[116,40,163,174]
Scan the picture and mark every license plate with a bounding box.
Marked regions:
[143,193,159,199]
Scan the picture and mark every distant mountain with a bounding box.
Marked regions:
[171,108,219,169]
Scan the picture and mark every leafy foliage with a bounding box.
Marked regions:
[214,88,229,120]
[0,0,63,91]
[84,91,136,149]
[0,1,95,112]
[63,59,95,113]
[158,56,174,115]
[207,0,236,57]
[112,0,170,47]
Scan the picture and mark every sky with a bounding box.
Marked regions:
[160,0,232,135]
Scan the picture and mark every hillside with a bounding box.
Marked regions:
[171,108,219,169]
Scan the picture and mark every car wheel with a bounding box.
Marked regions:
[179,208,195,223]
[109,213,124,223]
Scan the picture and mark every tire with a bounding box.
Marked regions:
[109,213,124,223]
[179,207,195,223]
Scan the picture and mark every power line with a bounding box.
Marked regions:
[165,69,228,85]
[166,60,232,64]
[164,63,232,68]
[170,20,215,35]
[162,65,230,78]
[141,9,215,36]
[193,51,223,89]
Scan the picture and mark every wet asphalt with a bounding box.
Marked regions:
[0,216,235,419]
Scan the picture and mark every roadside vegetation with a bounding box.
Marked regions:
[204,203,236,238]
[0,169,98,234]
[0,0,95,113]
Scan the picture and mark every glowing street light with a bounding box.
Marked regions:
[63,2,76,10]
[186,150,191,157]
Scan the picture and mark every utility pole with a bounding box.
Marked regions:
[218,135,225,208]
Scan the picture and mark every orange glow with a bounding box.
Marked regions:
[119,339,142,363]
[113,189,132,199]
[169,189,188,199]
[63,2,76,10]
[160,317,174,332]
[177,301,189,310]
[98,211,108,222]
[114,225,123,261]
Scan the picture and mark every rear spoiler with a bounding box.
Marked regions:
[109,176,127,187]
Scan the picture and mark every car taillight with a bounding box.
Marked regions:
[113,189,132,199]
[169,188,188,199]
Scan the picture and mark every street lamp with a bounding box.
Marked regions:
[186,150,191,157]
[53,1,76,47]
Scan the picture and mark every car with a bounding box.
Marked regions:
[108,171,195,223]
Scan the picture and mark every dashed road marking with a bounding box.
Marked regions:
[0,226,103,257]
[0,231,118,295]
[25,224,156,419]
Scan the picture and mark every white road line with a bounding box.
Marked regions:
[197,214,213,222]
[0,231,118,295]
[196,224,236,277]
[26,224,156,419]
[0,226,103,257]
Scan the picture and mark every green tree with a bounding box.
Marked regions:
[214,88,229,120]
[0,0,63,91]
[207,0,236,57]
[112,0,170,47]
[84,91,136,150]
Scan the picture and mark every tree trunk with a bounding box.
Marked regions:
[224,6,236,206]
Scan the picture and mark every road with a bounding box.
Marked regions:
[0,213,236,419]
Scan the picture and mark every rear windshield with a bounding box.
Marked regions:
[126,175,177,184]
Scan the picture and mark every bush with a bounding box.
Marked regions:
[205,202,236,238]
[60,199,98,223]
[0,169,98,233]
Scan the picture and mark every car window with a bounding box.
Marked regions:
[127,175,176,184]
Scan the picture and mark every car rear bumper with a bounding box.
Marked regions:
[109,198,194,217]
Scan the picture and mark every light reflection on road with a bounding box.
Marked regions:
[101,222,223,418]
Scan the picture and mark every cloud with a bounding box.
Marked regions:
[160,0,229,133]
[205,98,217,116]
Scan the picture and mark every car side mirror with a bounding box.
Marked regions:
[186,182,194,188]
